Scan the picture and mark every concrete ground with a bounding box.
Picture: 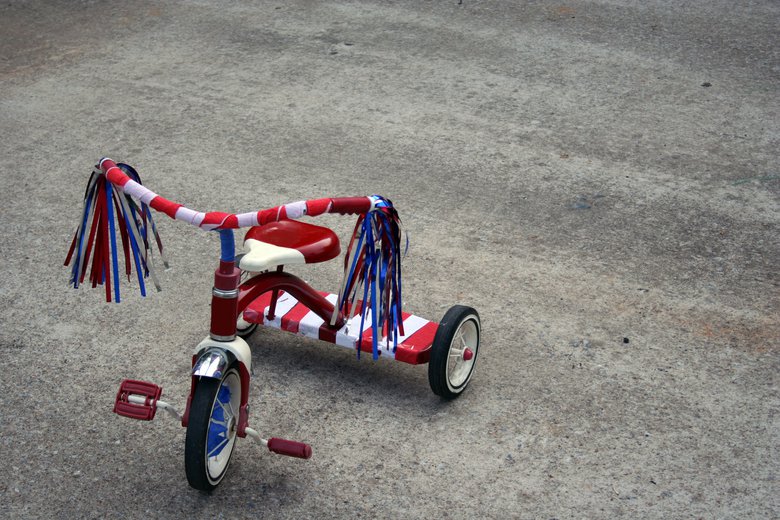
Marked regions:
[1,1,778,518]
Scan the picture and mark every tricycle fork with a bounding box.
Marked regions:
[209,230,242,341]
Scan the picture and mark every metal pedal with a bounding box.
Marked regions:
[113,379,162,421]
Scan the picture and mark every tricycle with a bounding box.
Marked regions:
[65,158,481,491]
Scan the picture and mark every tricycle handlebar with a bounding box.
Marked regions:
[99,157,374,231]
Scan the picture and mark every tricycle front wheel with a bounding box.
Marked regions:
[428,305,480,399]
[185,363,242,491]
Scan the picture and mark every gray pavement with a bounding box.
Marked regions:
[1,1,778,518]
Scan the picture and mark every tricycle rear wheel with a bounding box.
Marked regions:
[428,305,480,399]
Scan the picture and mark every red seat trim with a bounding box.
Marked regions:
[244,220,340,264]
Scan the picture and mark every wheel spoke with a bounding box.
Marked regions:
[216,398,232,416]
[214,386,236,425]
[207,436,229,458]
[453,330,465,346]
[225,398,236,419]
[450,331,465,357]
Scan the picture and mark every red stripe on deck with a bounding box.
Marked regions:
[281,302,310,333]
[359,323,375,355]
[402,321,438,349]
[394,321,439,365]
[318,324,337,343]
[243,292,275,324]
[313,291,339,343]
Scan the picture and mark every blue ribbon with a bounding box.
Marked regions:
[71,178,96,289]
[106,180,120,302]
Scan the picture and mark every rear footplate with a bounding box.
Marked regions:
[242,291,439,364]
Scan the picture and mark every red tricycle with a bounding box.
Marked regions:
[66,158,481,491]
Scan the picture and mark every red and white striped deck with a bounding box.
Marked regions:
[242,292,439,364]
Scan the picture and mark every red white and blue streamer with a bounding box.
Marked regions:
[335,196,405,360]
[65,164,166,302]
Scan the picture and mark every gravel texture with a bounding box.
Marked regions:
[1,1,778,518]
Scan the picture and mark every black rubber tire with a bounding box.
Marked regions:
[185,364,241,492]
[428,305,481,400]
[236,321,258,339]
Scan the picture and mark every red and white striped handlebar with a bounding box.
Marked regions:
[99,157,373,231]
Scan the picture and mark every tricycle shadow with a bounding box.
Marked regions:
[246,329,432,410]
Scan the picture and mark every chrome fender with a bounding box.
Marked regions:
[192,349,230,378]
[193,336,252,376]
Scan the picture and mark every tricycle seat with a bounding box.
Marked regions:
[239,220,340,272]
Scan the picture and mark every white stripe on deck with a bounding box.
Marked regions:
[256,293,407,361]
[264,293,300,329]
[359,314,429,357]
[394,315,429,344]
[296,294,338,340]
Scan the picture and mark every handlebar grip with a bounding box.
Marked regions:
[267,437,313,459]
[330,197,372,215]
[98,157,126,180]
[99,157,130,186]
